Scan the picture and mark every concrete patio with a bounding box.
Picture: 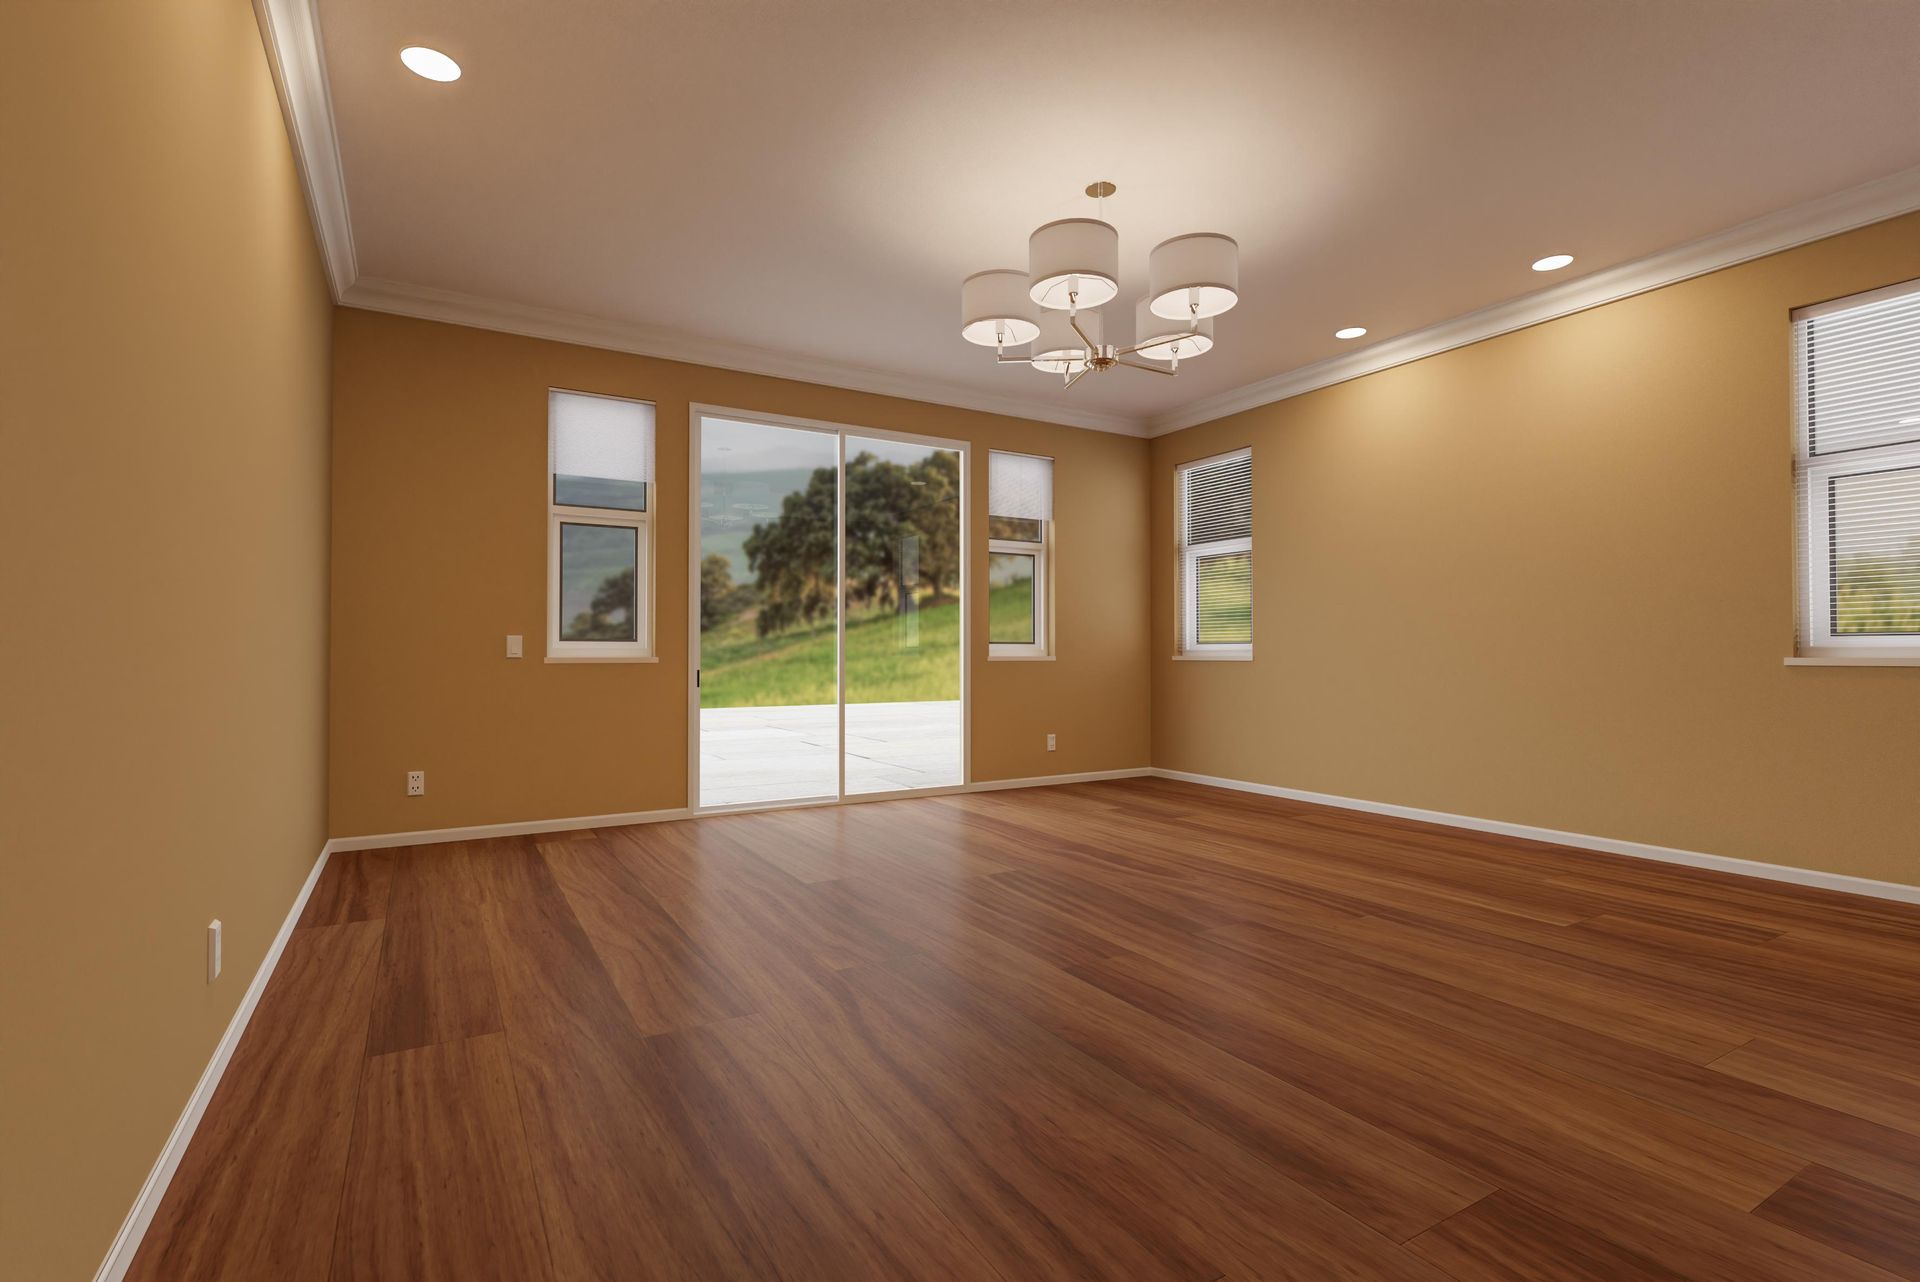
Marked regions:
[698,700,962,808]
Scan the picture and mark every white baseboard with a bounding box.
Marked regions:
[327,806,694,851]
[1151,768,1920,908]
[969,767,1154,793]
[94,839,336,1282]
[327,770,1156,851]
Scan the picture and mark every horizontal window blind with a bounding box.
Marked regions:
[1794,277,1920,654]
[1176,447,1252,654]
[1799,282,1920,457]
[988,451,1053,521]
[1180,450,1252,545]
[551,390,655,511]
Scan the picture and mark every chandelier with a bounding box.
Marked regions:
[960,181,1239,389]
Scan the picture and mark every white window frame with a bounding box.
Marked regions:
[987,451,1053,661]
[1792,279,1920,664]
[1175,446,1252,661]
[987,531,1050,660]
[547,389,655,662]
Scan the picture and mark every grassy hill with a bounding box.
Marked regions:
[700,585,1031,708]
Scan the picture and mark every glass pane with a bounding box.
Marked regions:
[555,474,648,511]
[844,436,963,795]
[551,390,652,511]
[698,418,840,807]
[988,553,1036,644]
[1831,466,1920,634]
[1194,549,1252,645]
[988,515,1043,542]
[558,524,637,641]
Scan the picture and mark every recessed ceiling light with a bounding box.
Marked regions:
[400,46,461,82]
[1532,253,1574,272]
[1334,326,1368,340]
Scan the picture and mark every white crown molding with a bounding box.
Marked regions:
[1154,769,1920,906]
[341,277,1150,438]
[1148,162,1920,436]
[254,0,356,297]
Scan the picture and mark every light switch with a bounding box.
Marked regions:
[506,634,523,659]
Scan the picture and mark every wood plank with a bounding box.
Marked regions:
[1408,1189,1693,1282]
[768,954,1457,1281]
[364,843,501,1056]
[466,838,762,1280]
[1205,921,1920,1199]
[540,834,751,1036]
[126,922,383,1282]
[890,910,1493,1242]
[1754,1164,1920,1278]
[332,1033,551,1281]
[1070,944,1892,1282]
[646,1014,1011,1281]
[1712,1037,1920,1134]
[298,849,395,926]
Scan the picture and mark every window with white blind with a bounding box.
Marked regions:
[988,450,1053,658]
[1793,279,1920,661]
[1175,447,1252,659]
[548,389,656,660]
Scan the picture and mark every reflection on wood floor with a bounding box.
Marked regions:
[129,777,1920,1281]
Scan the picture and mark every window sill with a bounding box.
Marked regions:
[988,650,1054,662]
[545,654,659,664]
[1172,651,1252,662]
[1784,655,1920,667]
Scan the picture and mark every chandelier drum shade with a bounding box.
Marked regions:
[1031,308,1103,374]
[1027,218,1120,311]
[1133,297,1214,362]
[1148,233,1240,321]
[961,182,1240,390]
[960,270,1041,348]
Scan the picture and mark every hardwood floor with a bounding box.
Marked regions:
[127,777,1920,1281]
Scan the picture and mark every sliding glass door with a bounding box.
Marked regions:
[842,434,963,796]
[695,417,840,808]
[693,411,965,810]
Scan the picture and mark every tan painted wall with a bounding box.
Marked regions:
[0,2,333,1276]
[329,309,1151,837]
[1152,212,1920,889]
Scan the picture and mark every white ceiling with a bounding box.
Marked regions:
[312,0,1920,433]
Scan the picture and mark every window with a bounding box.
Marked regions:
[548,389,655,660]
[1176,447,1252,659]
[988,450,1052,658]
[1793,279,1920,661]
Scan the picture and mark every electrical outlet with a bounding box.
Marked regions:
[407,770,426,796]
[1046,733,1057,752]
[207,919,222,982]
[506,634,523,659]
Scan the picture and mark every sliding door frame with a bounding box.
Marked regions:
[687,403,972,814]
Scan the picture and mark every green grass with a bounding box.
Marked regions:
[700,584,1035,708]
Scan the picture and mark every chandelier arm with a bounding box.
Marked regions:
[1114,358,1180,376]
[1067,311,1098,354]
[1113,330,1203,358]
[994,354,1036,365]
[1062,364,1093,389]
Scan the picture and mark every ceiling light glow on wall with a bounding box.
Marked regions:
[1335,326,1368,340]
[400,46,462,82]
[960,181,1239,390]
[1531,253,1574,272]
